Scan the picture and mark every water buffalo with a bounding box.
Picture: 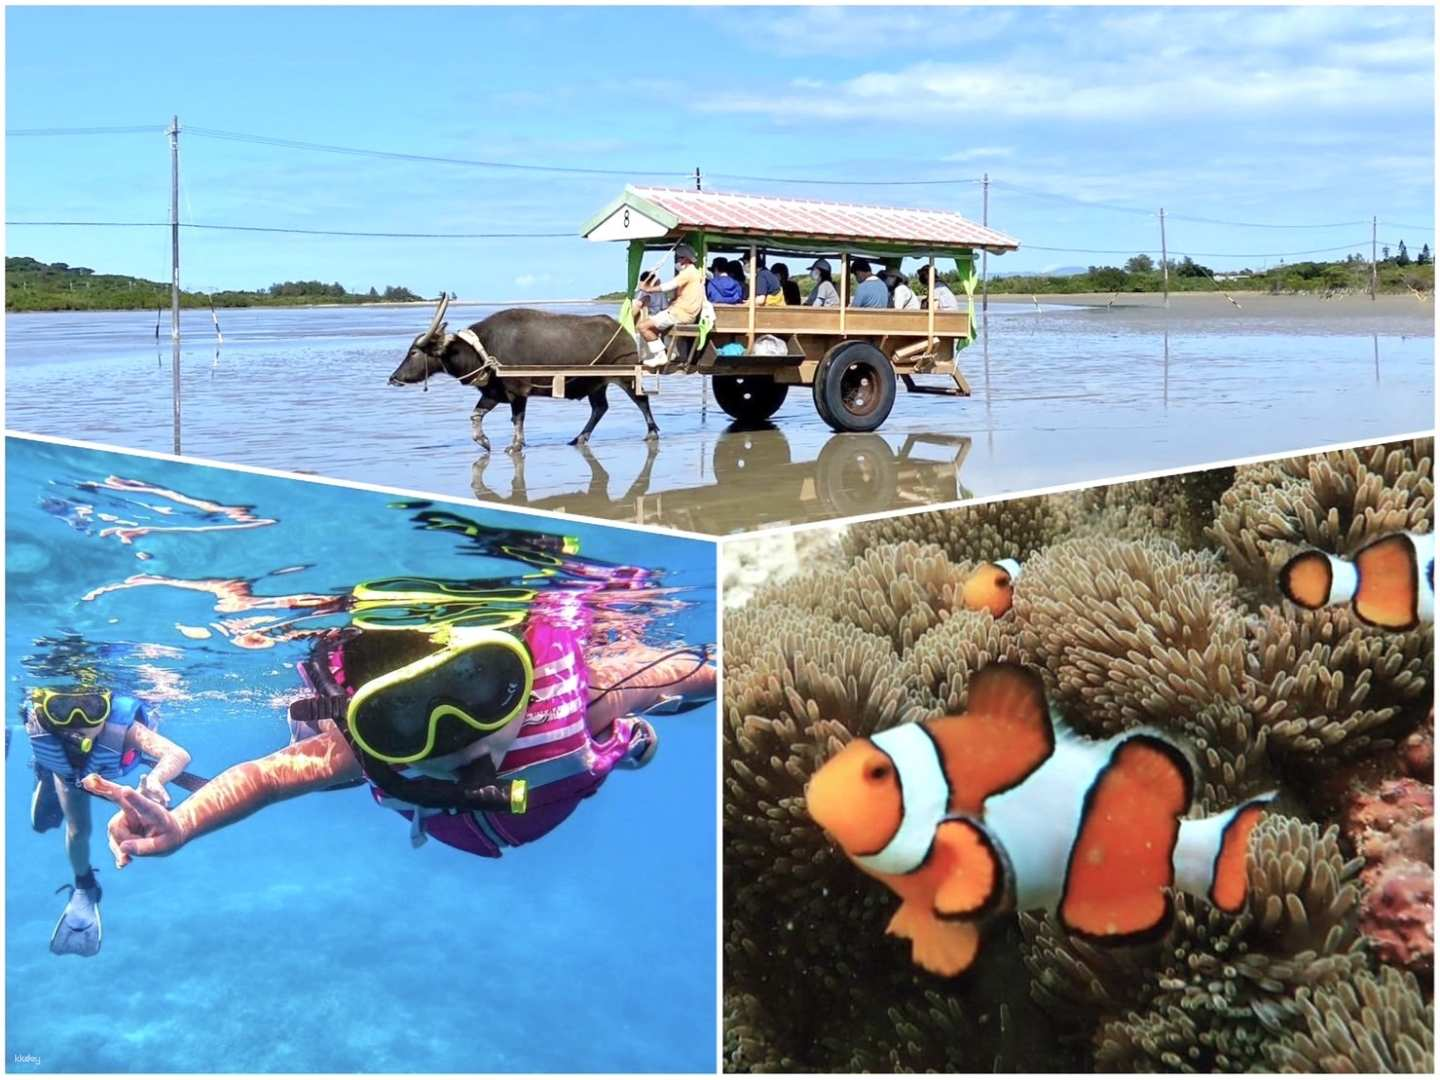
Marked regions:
[387,296,659,452]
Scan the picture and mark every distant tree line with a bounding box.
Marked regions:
[6,257,426,312]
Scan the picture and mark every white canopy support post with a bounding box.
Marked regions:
[839,253,849,335]
[926,254,936,349]
[747,243,758,350]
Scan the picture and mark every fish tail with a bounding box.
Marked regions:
[1173,794,1273,912]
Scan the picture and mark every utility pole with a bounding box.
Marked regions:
[695,166,702,192]
[1370,216,1378,301]
[169,115,182,453]
[981,173,990,313]
[1158,207,1169,309]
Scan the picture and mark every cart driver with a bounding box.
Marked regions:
[635,243,704,368]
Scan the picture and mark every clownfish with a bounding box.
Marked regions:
[1279,531,1434,631]
[805,663,1269,977]
[961,558,1022,617]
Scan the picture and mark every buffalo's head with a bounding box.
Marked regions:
[388,295,452,385]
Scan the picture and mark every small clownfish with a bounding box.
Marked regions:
[805,663,1270,978]
[961,559,1022,617]
[1279,531,1434,631]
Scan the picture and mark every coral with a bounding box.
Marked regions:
[1342,777,1435,977]
[1266,966,1434,1073]
[840,492,1083,565]
[1208,437,1433,589]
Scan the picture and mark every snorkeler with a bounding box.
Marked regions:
[83,580,715,865]
[23,689,193,956]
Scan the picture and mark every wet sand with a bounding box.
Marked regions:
[6,297,1434,535]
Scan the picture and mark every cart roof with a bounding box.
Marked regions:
[581,185,1020,257]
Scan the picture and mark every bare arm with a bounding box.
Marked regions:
[127,723,191,792]
[586,645,716,732]
[84,730,362,866]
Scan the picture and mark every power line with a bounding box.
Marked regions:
[185,126,689,179]
[1166,212,1368,229]
[706,172,981,187]
[1381,221,1436,232]
[5,220,574,238]
[6,125,163,136]
[1023,241,1374,258]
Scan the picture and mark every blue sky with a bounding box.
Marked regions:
[6,5,1435,298]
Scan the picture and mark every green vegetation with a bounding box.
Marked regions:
[982,249,1434,297]
[6,257,426,312]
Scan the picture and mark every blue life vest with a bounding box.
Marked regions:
[27,695,150,785]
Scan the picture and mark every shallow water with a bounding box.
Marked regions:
[5,300,1433,534]
[4,435,717,1073]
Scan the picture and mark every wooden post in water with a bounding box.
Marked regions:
[1370,216,1378,301]
[168,115,182,453]
[1158,207,1169,310]
[981,173,990,313]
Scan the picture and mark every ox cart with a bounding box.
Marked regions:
[579,186,1020,432]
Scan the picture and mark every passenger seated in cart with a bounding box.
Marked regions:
[635,243,705,368]
[886,270,921,310]
[803,259,841,307]
[920,265,960,311]
[638,270,667,315]
[754,255,784,306]
[773,263,802,306]
[849,259,890,308]
[728,259,749,301]
[706,258,743,304]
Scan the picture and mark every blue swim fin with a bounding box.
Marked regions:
[50,883,102,957]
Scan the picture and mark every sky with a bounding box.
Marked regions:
[5,4,1435,299]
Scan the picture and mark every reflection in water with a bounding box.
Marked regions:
[73,503,685,651]
[1163,326,1169,408]
[470,426,974,532]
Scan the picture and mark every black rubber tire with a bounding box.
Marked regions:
[816,434,898,517]
[812,341,897,433]
[712,374,789,425]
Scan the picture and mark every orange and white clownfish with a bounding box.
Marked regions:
[1279,531,1434,631]
[961,559,1022,617]
[805,663,1270,978]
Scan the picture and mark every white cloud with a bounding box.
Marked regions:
[942,147,1016,163]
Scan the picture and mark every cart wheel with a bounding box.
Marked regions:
[712,375,789,426]
[712,423,790,482]
[816,434,897,517]
[812,342,896,433]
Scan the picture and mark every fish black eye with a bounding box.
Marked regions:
[867,763,891,782]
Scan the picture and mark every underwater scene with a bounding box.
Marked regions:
[722,437,1433,1073]
[6,435,717,1074]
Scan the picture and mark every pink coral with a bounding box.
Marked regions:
[1343,777,1434,976]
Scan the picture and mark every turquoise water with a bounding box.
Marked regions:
[5,434,717,1073]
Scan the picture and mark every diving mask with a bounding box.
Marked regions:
[345,627,534,766]
[32,689,111,754]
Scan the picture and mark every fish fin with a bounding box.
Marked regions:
[931,819,1004,919]
[1210,799,1268,913]
[1278,550,1336,610]
[1352,533,1420,630]
[1060,734,1190,940]
[929,663,1053,812]
[887,901,981,977]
